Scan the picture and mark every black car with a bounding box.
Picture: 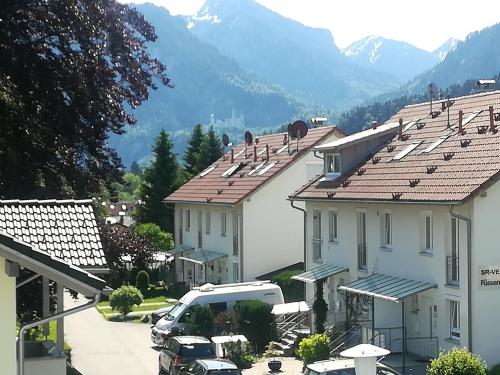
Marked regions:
[159,336,216,375]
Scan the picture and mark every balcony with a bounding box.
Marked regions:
[312,238,322,261]
[446,255,459,286]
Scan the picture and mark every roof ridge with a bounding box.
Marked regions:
[0,199,94,205]
[405,90,500,109]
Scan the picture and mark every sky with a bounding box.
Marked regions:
[126,0,500,52]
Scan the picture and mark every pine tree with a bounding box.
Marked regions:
[183,124,206,177]
[196,126,223,172]
[136,130,181,231]
[130,161,143,178]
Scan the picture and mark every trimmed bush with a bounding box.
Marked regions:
[167,282,190,299]
[427,348,487,375]
[298,333,330,365]
[186,305,214,337]
[135,270,150,291]
[109,285,143,316]
[235,300,274,350]
[313,280,328,333]
[142,286,166,299]
[272,269,304,302]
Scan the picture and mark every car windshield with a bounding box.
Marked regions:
[207,370,241,375]
[305,368,355,375]
[179,343,214,357]
[166,302,185,321]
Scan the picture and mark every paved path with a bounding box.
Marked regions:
[65,295,159,375]
[243,357,303,375]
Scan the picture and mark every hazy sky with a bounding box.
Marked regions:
[127,0,500,51]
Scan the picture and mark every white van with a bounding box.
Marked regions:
[151,281,284,345]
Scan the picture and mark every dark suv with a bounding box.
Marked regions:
[159,336,216,375]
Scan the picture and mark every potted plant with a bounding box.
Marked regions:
[263,341,283,372]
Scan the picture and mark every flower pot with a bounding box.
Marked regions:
[268,360,282,372]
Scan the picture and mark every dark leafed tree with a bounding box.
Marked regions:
[130,161,143,178]
[183,124,205,178]
[196,126,223,172]
[136,129,182,231]
[0,0,170,199]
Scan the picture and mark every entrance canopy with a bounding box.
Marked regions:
[180,249,227,265]
[169,244,194,256]
[338,273,437,303]
[291,264,348,283]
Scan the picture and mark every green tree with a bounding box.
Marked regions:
[313,279,328,334]
[427,348,487,375]
[183,124,206,177]
[0,1,170,199]
[186,305,215,337]
[135,270,150,291]
[136,223,174,251]
[136,130,182,231]
[196,126,223,172]
[235,300,274,350]
[130,161,143,178]
[109,285,143,317]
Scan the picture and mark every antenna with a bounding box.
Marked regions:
[244,131,253,159]
[290,120,308,153]
[428,82,439,115]
[222,133,230,147]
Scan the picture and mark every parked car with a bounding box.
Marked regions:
[304,359,402,375]
[180,359,241,375]
[152,305,175,325]
[152,281,284,346]
[159,336,216,375]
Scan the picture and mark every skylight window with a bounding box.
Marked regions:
[258,161,277,175]
[462,111,481,127]
[423,136,448,154]
[248,162,265,176]
[234,149,244,158]
[392,141,422,161]
[276,145,288,154]
[221,162,244,177]
[257,148,267,156]
[200,164,216,177]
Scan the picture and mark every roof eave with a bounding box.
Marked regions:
[289,196,464,206]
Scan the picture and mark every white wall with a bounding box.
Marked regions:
[0,256,16,375]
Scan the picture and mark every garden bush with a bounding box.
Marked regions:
[235,300,274,350]
[298,333,330,365]
[427,347,487,375]
[167,281,190,299]
[490,363,500,375]
[313,280,328,333]
[142,286,166,299]
[186,305,214,337]
[135,270,150,291]
[109,285,143,316]
[272,269,304,302]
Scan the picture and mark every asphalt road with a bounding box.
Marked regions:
[64,295,159,375]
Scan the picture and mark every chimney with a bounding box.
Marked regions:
[253,145,257,162]
[458,110,464,135]
[398,118,403,140]
[266,144,270,161]
[283,134,288,145]
[489,106,495,130]
[231,149,234,163]
[372,120,378,130]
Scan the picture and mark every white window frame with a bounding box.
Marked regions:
[422,212,433,252]
[186,209,191,232]
[325,153,341,177]
[449,300,460,339]
[205,210,211,234]
[381,210,392,248]
[220,212,227,237]
[328,209,338,243]
[357,210,367,270]
[312,209,322,261]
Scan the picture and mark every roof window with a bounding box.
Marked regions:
[462,111,481,127]
[248,162,265,176]
[234,149,244,158]
[422,136,449,154]
[257,148,267,156]
[276,145,288,154]
[221,162,245,178]
[200,165,216,177]
[392,141,422,161]
[325,153,341,179]
[258,161,277,175]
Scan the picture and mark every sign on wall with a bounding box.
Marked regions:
[479,266,500,287]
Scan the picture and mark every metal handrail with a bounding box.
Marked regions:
[329,324,360,354]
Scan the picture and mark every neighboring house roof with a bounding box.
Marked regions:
[106,201,135,217]
[0,199,107,269]
[165,126,343,205]
[292,91,500,203]
[0,231,107,296]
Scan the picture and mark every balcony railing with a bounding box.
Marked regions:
[446,255,459,285]
[357,242,367,270]
[312,238,322,261]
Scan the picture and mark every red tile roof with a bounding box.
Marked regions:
[165,126,343,205]
[293,91,500,203]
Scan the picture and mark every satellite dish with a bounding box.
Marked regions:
[293,120,308,139]
[428,82,439,99]
[222,133,230,147]
[288,123,297,140]
[244,131,253,145]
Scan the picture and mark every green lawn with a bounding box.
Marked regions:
[97,295,167,308]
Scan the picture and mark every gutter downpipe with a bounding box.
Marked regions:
[18,293,101,375]
[290,198,307,280]
[449,205,472,352]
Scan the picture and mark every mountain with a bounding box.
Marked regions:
[111,3,328,166]
[432,38,460,62]
[342,36,439,83]
[186,0,398,110]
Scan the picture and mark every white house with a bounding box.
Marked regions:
[0,199,109,375]
[290,91,500,372]
[165,126,343,286]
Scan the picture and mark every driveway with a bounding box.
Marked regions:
[64,295,158,375]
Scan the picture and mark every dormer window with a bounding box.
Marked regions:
[325,153,341,177]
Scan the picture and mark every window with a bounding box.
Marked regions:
[325,153,341,175]
[447,218,460,285]
[312,210,322,261]
[450,300,460,339]
[197,211,202,248]
[328,210,338,242]
[233,262,239,282]
[205,211,211,234]
[258,161,277,175]
[178,208,184,245]
[357,211,367,270]
[392,141,422,161]
[423,136,448,153]
[424,214,433,251]
[410,295,419,313]
[199,164,216,177]
[381,211,392,248]
[186,209,191,232]
[232,214,239,256]
[221,212,227,237]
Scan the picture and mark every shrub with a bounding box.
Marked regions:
[135,270,150,291]
[490,363,500,375]
[235,300,274,350]
[109,285,143,316]
[298,334,330,365]
[313,280,328,333]
[142,286,166,299]
[167,282,190,299]
[214,310,238,335]
[272,269,304,302]
[186,305,214,337]
[427,348,487,375]
[225,340,256,369]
